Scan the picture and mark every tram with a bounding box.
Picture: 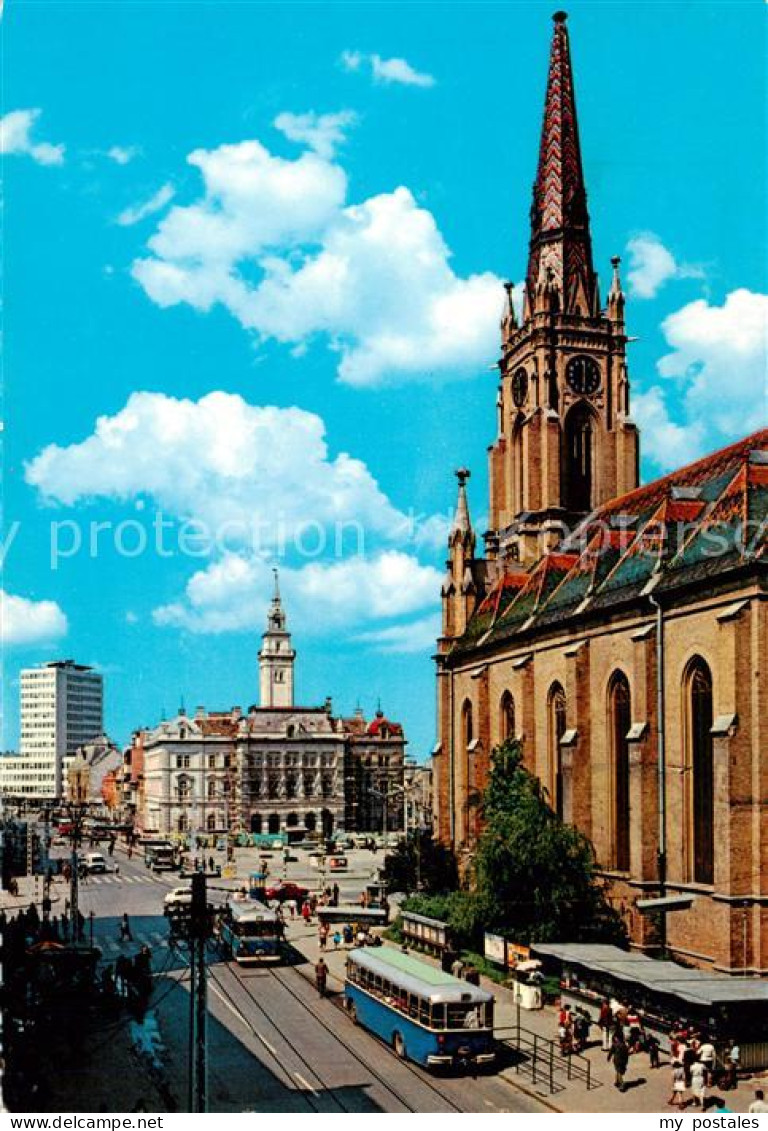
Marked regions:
[344,947,496,1070]
[218,901,284,965]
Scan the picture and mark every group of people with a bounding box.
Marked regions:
[666,1028,741,1108]
[100,946,153,1005]
[557,1004,595,1056]
[318,921,379,951]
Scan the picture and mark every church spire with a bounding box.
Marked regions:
[267,567,286,632]
[525,11,599,319]
[450,468,475,549]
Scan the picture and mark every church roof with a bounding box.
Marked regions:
[456,428,768,654]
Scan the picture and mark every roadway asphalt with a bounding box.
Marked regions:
[45,843,547,1113]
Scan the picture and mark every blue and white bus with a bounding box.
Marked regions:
[345,947,496,1071]
[219,901,284,965]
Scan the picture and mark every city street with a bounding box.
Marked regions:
[54,844,548,1113]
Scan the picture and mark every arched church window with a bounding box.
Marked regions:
[608,671,631,871]
[685,658,714,884]
[499,691,515,743]
[547,683,566,818]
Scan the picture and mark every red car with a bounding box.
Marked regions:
[265,881,309,903]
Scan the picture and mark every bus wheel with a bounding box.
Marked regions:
[393,1031,406,1059]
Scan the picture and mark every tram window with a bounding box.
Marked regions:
[419,998,430,1024]
[431,1003,446,1029]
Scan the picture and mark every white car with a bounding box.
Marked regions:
[164,886,192,907]
[84,852,108,874]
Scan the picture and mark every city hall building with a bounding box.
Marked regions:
[138,577,406,838]
[434,13,768,973]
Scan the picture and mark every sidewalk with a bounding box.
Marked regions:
[0,874,65,914]
[281,916,767,1115]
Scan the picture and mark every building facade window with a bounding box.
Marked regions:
[499,691,515,743]
[608,671,631,871]
[563,403,595,513]
[547,682,566,819]
[685,658,714,885]
[461,699,473,840]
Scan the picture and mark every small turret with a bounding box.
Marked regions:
[442,469,479,639]
[607,255,625,328]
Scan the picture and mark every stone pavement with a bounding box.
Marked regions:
[281,915,768,1115]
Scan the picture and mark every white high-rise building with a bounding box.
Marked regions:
[0,660,104,799]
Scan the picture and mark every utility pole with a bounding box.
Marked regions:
[69,805,82,944]
[189,870,208,1113]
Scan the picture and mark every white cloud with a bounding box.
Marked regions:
[635,288,768,470]
[117,183,175,226]
[153,551,440,642]
[632,388,706,472]
[354,612,441,654]
[1,590,68,645]
[341,50,435,88]
[274,110,357,160]
[0,108,64,165]
[130,129,501,386]
[24,390,415,544]
[106,145,141,165]
[625,232,703,299]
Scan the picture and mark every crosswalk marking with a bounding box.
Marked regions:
[88,873,160,886]
[94,932,171,956]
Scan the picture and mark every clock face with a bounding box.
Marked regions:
[512,367,528,408]
[566,356,601,396]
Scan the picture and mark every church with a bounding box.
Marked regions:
[434,12,768,973]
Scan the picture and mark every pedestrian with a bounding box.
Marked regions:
[699,1036,716,1084]
[301,901,311,924]
[612,1037,629,1092]
[599,998,613,1052]
[573,1012,589,1053]
[208,856,215,873]
[315,957,328,997]
[668,1062,686,1107]
[332,883,340,907]
[725,1040,740,1090]
[119,912,133,942]
[690,1058,707,1107]
[646,1033,661,1069]
[681,1039,695,1086]
[318,924,328,951]
[749,1089,768,1114]
[333,931,341,950]
[343,924,353,946]
[627,1007,643,1052]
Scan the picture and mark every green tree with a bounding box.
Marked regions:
[382,830,458,896]
[474,740,626,946]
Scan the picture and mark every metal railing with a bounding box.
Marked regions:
[495,1015,599,1095]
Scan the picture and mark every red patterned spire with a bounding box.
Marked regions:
[525,12,599,318]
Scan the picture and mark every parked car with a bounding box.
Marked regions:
[264,881,309,904]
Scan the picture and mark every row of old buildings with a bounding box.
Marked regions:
[1,575,432,839]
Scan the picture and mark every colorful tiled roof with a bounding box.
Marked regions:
[455,428,768,654]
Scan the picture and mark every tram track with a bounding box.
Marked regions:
[209,961,353,1113]
[264,962,466,1113]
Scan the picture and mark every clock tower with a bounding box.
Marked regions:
[488,11,639,564]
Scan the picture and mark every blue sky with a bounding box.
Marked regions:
[2,0,767,760]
